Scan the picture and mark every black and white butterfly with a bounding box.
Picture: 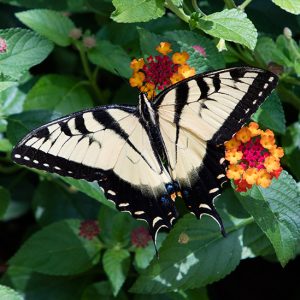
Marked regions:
[12,67,278,245]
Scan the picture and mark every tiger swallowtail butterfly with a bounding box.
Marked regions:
[12,67,278,247]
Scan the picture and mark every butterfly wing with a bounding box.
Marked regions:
[12,105,178,243]
[153,67,278,230]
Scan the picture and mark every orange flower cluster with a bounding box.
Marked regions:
[225,122,284,192]
[129,42,196,99]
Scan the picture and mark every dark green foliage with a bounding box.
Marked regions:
[0,1,300,299]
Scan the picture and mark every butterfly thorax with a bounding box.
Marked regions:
[138,93,156,125]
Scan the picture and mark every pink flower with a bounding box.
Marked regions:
[0,38,7,53]
[192,45,206,57]
[69,28,82,40]
[79,220,100,240]
[131,227,152,248]
[83,36,96,49]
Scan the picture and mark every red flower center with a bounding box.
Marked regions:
[131,227,152,248]
[239,137,269,170]
[142,55,178,90]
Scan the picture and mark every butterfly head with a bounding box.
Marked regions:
[138,93,156,125]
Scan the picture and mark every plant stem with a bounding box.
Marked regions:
[223,0,236,9]
[165,0,190,23]
[76,42,104,103]
[239,0,252,10]
[191,0,205,15]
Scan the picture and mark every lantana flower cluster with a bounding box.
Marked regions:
[0,37,7,53]
[79,220,100,240]
[225,122,284,192]
[129,42,196,99]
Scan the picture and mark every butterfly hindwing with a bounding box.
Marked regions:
[154,67,278,229]
[12,105,178,243]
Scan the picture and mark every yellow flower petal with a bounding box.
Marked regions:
[243,167,258,185]
[226,164,244,180]
[156,42,172,55]
[225,137,241,150]
[172,52,189,65]
[225,149,243,164]
[130,58,144,72]
[235,127,252,143]
[256,169,272,188]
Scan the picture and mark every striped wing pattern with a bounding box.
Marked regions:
[154,67,278,229]
[12,106,178,242]
[12,67,278,246]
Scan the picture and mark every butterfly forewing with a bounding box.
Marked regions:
[12,105,178,243]
[154,67,278,228]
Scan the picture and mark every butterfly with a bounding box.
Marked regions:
[12,67,278,246]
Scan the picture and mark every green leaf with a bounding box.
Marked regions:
[138,27,166,56]
[252,92,286,134]
[282,121,300,180]
[0,138,12,152]
[197,9,257,50]
[103,248,130,296]
[24,75,93,114]
[1,266,90,300]
[131,213,244,293]
[0,186,10,219]
[111,0,165,23]
[9,219,102,275]
[165,30,225,70]
[0,285,23,300]
[0,86,26,117]
[62,177,115,209]
[255,36,292,67]
[16,9,75,46]
[82,281,127,300]
[0,81,17,93]
[0,28,53,78]
[236,171,300,266]
[243,223,275,257]
[32,181,100,226]
[272,0,300,14]
[6,110,62,146]
[88,40,131,78]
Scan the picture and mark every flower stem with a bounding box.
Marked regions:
[76,42,104,103]
[191,0,205,15]
[239,0,253,10]
[223,0,236,9]
[165,0,190,23]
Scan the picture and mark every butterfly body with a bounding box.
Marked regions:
[12,67,278,245]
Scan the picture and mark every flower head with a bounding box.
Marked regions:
[83,36,96,49]
[79,220,100,240]
[225,122,284,191]
[69,28,82,40]
[0,38,7,53]
[131,226,152,248]
[129,42,201,99]
[193,45,207,57]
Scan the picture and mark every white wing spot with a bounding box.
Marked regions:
[245,108,250,114]
[33,160,39,164]
[134,211,145,215]
[269,77,274,82]
[253,99,257,104]
[43,163,49,167]
[217,174,225,179]
[54,166,61,170]
[119,203,129,207]
[258,91,263,96]
[170,217,176,224]
[107,190,116,196]
[264,83,268,89]
[219,157,225,164]
[199,203,211,209]
[14,154,21,158]
[24,156,30,161]
[153,216,162,227]
[68,170,73,174]
[209,187,219,194]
